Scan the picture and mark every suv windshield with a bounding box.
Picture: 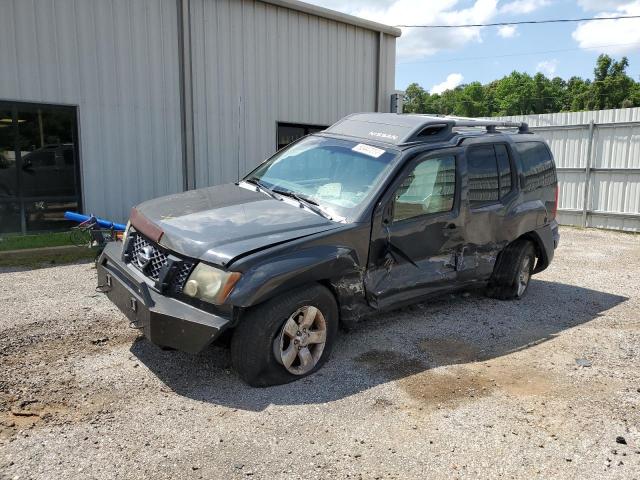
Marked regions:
[245,135,398,220]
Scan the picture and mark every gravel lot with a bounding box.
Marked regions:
[1,227,639,479]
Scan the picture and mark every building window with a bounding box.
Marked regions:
[277,122,327,150]
[0,101,81,233]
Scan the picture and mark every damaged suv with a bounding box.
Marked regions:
[97,113,559,387]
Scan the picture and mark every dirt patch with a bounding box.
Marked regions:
[399,362,556,408]
[356,345,558,410]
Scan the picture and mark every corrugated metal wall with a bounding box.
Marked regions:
[189,0,397,187]
[491,108,640,232]
[0,0,184,222]
[0,0,397,224]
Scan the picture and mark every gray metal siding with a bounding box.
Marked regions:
[189,0,393,188]
[0,0,184,222]
[491,108,640,231]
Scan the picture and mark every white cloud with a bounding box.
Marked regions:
[309,0,500,60]
[497,25,518,37]
[536,59,558,76]
[572,1,640,54]
[577,0,632,11]
[430,73,464,94]
[499,0,550,14]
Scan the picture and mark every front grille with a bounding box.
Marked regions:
[171,261,195,294]
[130,233,168,281]
[127,232,194,293]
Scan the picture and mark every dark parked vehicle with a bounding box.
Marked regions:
[97,113,559,387]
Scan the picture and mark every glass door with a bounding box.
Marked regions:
[0,101,81,233]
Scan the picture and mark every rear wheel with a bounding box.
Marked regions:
[486,239,536,300]
[230,285,338,387]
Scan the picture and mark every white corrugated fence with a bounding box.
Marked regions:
[491,108,640,232]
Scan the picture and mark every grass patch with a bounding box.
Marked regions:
[0,248,96,269]
[0,231,74,251]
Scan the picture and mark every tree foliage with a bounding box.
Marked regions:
[403,55,640,116]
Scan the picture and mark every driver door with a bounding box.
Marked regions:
[365,150,464,309]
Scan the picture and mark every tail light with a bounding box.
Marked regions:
[551,184,559,219]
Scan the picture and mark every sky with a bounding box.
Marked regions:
[306,0,640,92]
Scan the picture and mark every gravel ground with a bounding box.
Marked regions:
[1,226,639,479]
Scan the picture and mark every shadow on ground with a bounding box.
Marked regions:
[131,279,627,411]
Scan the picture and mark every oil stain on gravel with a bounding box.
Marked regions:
[355,339,557,410]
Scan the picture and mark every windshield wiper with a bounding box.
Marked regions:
[243,177,278,199]
[272,188,332,220]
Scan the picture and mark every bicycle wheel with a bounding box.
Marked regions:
[70,228,91,247]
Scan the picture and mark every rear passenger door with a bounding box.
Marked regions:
[459,143,516,281]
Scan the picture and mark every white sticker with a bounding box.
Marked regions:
[352,143,385,158]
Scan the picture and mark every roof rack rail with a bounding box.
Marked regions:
[427,115,529,134]
[323,113,531,147]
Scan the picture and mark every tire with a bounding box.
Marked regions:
[231,284,339,387]
[486,239,536,300]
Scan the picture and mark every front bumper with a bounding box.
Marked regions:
[96,242,230,353]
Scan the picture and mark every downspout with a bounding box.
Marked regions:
[178,0,196,190]
[375,31,384,112]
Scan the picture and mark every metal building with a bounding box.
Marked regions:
[0,0,400,233]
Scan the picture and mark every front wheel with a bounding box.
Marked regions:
[230,285,339,387]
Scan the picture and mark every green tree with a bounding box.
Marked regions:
[402,55,640,116]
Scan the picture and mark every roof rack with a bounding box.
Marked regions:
[427,115,529,134]
[323,113,530,146]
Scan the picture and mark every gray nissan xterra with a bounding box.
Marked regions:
[97,113,559,387]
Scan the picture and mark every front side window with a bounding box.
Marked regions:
[247,136,398,220]
[393,155,456,222]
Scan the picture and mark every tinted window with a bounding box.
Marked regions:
[467,145,499,207]
[393,156,455,222]
[514,141,557,192]
[494,144,512,197]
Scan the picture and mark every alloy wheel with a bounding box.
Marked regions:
[273,306,327,375]
[517,256,532,297]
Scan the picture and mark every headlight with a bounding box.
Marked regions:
[183,263,241,305]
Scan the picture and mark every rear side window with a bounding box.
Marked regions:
[467,144,515,208]
[514,141,557,192]
[494,144,512,197]
[466,145,500,207]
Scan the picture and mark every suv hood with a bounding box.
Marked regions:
[134,183,340,267]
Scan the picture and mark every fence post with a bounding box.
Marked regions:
[582,120,595,228]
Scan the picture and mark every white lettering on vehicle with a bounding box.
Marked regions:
[368,131,399,141]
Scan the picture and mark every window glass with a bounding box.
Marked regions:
[248,136,397,219]
[393,155,455,222]
[17,108,77,198]
[277,123,328,150]
[0,101,80,233]
[0,201,21,233]
[514,141,557,192]
[25,199,78,232]
[494,144,512,197]
[0,108,17,198]
[467,145,499,207]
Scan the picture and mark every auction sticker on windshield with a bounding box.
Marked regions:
[352,143,385,158]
